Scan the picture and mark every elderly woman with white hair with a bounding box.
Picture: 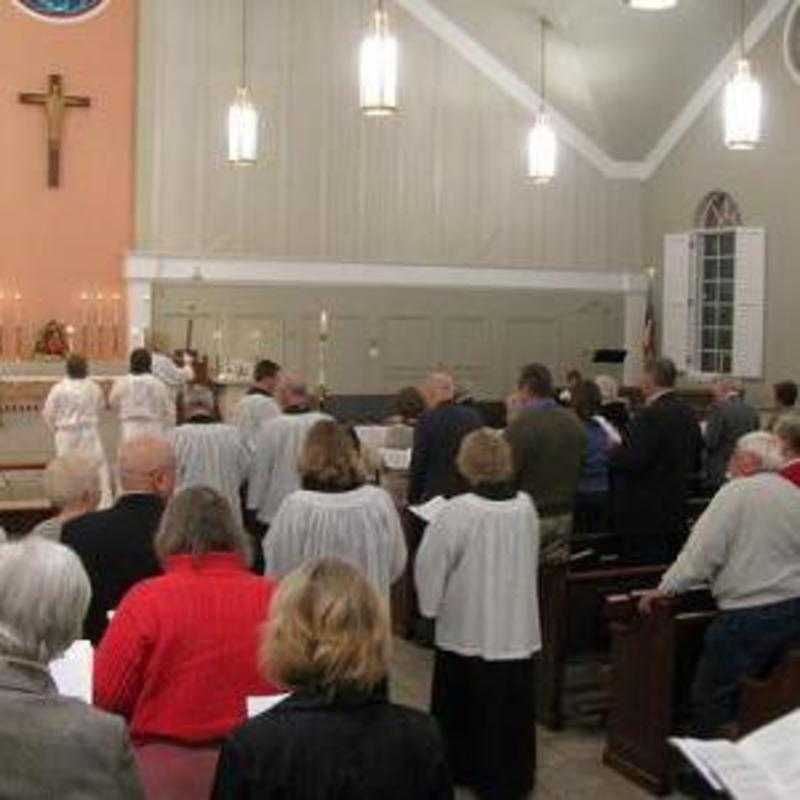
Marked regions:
[29,453,101,541]
[0,538,144,798]
[640,431,800,738]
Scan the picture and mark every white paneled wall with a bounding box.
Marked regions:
[136,0,643,271]
[149,280,625,397]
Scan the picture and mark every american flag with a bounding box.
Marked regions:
[643,271,657,360]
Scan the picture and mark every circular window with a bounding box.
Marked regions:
[13,0,109,23]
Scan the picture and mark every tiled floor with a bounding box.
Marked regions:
[390,638,682,800]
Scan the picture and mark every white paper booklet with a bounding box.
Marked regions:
[380,448,412,471]
[408,496,448,524]
[354,426,389,450]
[247,693,292,718]
[50,640,93,703]
[670,708,800,799]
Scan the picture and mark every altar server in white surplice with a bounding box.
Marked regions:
[264,420,406,595]
[233,359,282,453]
[247,378,331,532]
[171,396,251,527]
[42,354,112,508]
[148,333,194,403]
[110,348,175,442]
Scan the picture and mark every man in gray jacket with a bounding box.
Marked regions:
[704,378,760,490]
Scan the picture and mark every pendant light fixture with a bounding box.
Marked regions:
[724,0,762,151]
[360,0,399,116]
[527,17,557,184]
[227,0,259,164]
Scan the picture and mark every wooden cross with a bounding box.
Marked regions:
[19,74,91,188]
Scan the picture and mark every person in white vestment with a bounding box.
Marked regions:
[264,420,406,595]
[246,378,331,536]
[109,348,175,442]
[147,333,194,402]
[170,395,251,530]
[233,359,282,453]
[41,355,112,508]
[415,428,541,799]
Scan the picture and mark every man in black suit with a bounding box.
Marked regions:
[610,358,703,564]
[62,436,176,645]
[409,372,483,504]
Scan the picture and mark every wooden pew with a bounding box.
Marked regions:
[739,648,800,736]
[0,463,53,538]
[536,561,668,731]
[602,590,717,795]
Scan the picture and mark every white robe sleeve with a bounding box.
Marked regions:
[42,385,59,431]
[414,513,459,620]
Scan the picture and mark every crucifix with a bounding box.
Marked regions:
[19,74,91,188]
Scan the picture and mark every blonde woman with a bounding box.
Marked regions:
[263,421,406,596]
[416,428,541,800]
[211,559,452,799]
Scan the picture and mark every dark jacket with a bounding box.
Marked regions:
[62,493,164,645]
[610,391,703,564]
[409,402,482,503]
[704,396,761,488]
[505,400,588,518]
[0,660,144,799]
[211,691,453,800]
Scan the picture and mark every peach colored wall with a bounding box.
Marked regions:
[0,0,136,359]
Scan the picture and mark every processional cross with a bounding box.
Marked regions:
[19,74,91,188]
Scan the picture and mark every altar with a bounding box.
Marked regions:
[0,362,127,414]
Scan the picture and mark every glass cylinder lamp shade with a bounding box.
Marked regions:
[227,86,259,164]
[360,10,399,116]
[622,1,678,9]
[724,59,762,151]
[527,113,557,184]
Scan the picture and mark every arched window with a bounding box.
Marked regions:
[694,190,743,230]
[693,191,742,375]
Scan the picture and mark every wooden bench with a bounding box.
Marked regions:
[537,560,668,730]
[739,648,800,736]
[0,463,52,538]
[602,590,718,795]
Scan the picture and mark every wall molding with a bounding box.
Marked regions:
[396,0,790,183]
[126,253,648,294]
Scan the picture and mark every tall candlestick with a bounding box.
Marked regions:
[0,290,5,359]
[318,309,330,408]
[14,292,23,361]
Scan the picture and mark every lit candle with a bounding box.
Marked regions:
[320,309,330,338]
[65,324,76,353]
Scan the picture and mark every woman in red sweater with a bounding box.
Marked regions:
[94,485,281,745]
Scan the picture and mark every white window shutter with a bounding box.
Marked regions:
[732,228,766,379]
[662,233,693,372]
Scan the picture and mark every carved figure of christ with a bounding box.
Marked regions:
[19,74,91,188]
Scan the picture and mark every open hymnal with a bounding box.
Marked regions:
[50,639,93,703]
[408,496,448,524]
[670,708,800,799]
[247,693,291,718]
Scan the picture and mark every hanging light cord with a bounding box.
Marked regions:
[539,17,547,113]
[739,0,746,57]
[241,0,247,87]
